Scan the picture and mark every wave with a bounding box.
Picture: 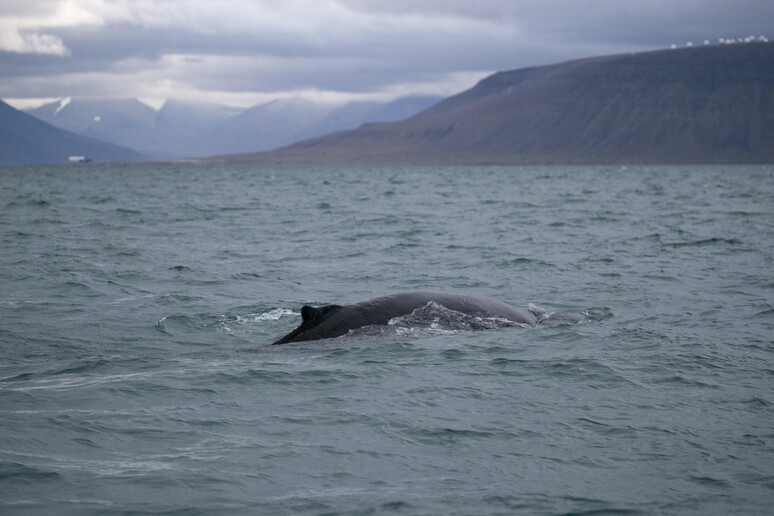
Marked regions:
[384,301,530,338]
[662,237,744,248]
[0,461,61,482]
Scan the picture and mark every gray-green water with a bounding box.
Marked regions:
[1,164,773,515]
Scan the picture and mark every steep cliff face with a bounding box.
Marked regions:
[218,43,774,165]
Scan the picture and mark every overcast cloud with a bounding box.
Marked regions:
[1,0,772,108]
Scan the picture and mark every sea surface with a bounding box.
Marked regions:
[1,163,773,515]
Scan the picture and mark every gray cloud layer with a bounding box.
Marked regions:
[1,0,772,107]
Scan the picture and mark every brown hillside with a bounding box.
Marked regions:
[210,43,774,165]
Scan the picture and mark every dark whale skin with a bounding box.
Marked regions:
[272,291,537,344]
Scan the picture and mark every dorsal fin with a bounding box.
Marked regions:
[301,304,341,322]
[273,304,344,345]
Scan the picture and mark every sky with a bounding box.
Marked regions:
[1,0,772,109]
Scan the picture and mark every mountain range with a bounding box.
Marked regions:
[23,95,442,159]
[0,99,144,166]
[4,42,773,166]
[211,42,774,165]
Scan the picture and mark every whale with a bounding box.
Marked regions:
[272,291,552,344]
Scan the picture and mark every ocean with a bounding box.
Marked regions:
[1,163,773,515]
